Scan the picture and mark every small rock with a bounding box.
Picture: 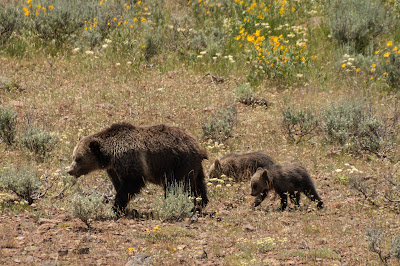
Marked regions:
[38,218,59,225]
[243,224,256,232]
[126,253,152,266]
[73,247,90,255]
[58,249,69,256]
[319,238,328,245]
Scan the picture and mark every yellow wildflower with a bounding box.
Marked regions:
[375,51,379,55]
[27,0,31,3]
[384,52,391,57]
[100,1,103,5]
[393,46,398,51]
[342,63,346,68]
[387,41,393,47]
[133,18,138,22]
[356,68,360,72]
[141,17,146,22]
[48,5,54,10]
[23,7,29,16]
[371,64,376,68]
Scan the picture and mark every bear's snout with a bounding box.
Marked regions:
[67,162,79,177]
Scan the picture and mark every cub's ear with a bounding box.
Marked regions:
[214,158,222,169]
[89,139,109,168]
[260,169,270,183]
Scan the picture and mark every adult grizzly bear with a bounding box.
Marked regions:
[250,165,323,210]
[208,152,275,181]
[67,122,208,216]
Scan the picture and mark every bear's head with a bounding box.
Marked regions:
[67,136,110,178]
[250,168,271,196]
[208,158,222,180]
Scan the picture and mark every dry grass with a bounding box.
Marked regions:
[1,51,400,265]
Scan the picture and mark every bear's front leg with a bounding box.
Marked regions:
[113,187,131,218]
[279,193,288,211]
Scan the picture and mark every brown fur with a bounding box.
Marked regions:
[67,122,208,215]
[208,152,275,181]
[250,164,323,210]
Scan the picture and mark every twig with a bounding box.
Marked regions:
[203,72,224,83]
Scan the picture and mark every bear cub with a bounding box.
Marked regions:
[208,152,275,182]
[250,164,323,210]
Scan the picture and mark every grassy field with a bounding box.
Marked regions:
[1,0,400,265]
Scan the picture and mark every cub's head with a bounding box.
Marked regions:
[250,168,271,196]
[67,136,109,178]
[208,158,222,179]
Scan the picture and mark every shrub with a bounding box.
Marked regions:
[392,237,400,262]
[0,166,41,205]
[0,6,19,45]
[152,181,194,222]
[321,99,383,154]
[21,126,58,160]
[327,0,392,53]
[70,192,109,229]
[282,106,319,144]
[235,83,254,102]
[202,104,237,142]
[0,107,17,146]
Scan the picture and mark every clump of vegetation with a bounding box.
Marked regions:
[0,166,42,205]
[282,106,319,144]
[202,104,237,143]
[235,83,254,102]
[0,107,17,146]
[365,226,398,265]
[0,6,19,45]
[328,0,392,53]
[70,192,113,229]
[152,181,194,222]
[21,126,58,160]
[321,99,383,154]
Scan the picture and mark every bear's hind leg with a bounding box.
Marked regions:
[305,187,323,209]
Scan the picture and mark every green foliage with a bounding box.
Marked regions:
[234,83,254,102]
[327,0,392,53]
[282,106,318,144]
[70,192,111,229]
[0,166,41,205]
[392,237,400,262]
[152,181,194,222]
[0,107,17,146]
[32,7,81,47]
[21,126,58,160]
[202,104,237,142]
[366,226,390,265]
[321,99,383,154]
[382,52,400,90]
[0,6,19,45]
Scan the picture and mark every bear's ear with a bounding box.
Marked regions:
[214,158,222,169]
[260,169,270,183]
[89,139,109,168]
